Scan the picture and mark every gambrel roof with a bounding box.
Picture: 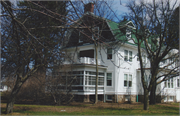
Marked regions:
[64,12,141,48]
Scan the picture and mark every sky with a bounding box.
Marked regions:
[114,0,129,15]
[9,0,179,22]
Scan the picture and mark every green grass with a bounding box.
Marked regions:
[1,103,180,115]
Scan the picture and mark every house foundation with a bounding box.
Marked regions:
[115,95,136,103]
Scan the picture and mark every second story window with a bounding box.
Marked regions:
[177,79,179,87]
[107,48,112,59]
[107,73,112,86]
[124,50,132,62]
[165,78,174,88]
[137,53,139,61]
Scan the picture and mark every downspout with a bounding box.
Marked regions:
[136,95,138,102]
[115,50,120,103]
[104,72,106,103]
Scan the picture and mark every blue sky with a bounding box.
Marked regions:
[112,0,129,22]
[114,0,129,15]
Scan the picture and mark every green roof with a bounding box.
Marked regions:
[107,20,139,46]
[106,20,157,49]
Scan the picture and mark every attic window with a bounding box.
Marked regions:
[79,30,85,43]
[126,28,131,39]
[92,27,99,40]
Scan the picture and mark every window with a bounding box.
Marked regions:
[126,28,131,39]
[129,51,132,62]
[85,71,104,86]
[124,74,128,87]
[107,48,112,59]
[177,79,180,87]
[92,27,99,40]
[106,95,112,100]
[169,96,174,101]
[125,95,130,101]
[164,81,167,87]
[124,74,132,87]
[74,76,83,85]
[79,29,85,43]
[165,78,174,88]
[168,79,170,88]
[124,50,128,61]
[107,73,112,86]
[124,50,132,62]
[137,53,139,61]
[171,78,173,88]
[79,49,94,58]
[129,74,132,87]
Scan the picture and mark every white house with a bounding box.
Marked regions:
[54,3,180,103]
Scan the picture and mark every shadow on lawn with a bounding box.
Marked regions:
[1,106,34,115]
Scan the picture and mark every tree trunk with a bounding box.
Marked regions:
[6,78,23,114]
[94,42,98,104]
[149,82,157,104]
[143,89,149,110]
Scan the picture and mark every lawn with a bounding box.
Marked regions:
[1,102,180,115]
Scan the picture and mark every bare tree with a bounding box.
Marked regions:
[1,1,68,113]
[125,0,179,109]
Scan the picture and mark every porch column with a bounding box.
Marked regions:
[83,70,85,91]
[104,72,107,102]
[84,95,90,102]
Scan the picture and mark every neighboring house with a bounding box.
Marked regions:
[54,3,180,103]
[0,83,9,92]
[0,79,10,92]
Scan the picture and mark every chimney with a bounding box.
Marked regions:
[84,3,94,13]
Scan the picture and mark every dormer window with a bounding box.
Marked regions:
[79,29,85,43]
[126,28,131,39]
[92,27,99,40]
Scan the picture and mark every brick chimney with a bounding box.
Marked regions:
[84,3,94,13]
